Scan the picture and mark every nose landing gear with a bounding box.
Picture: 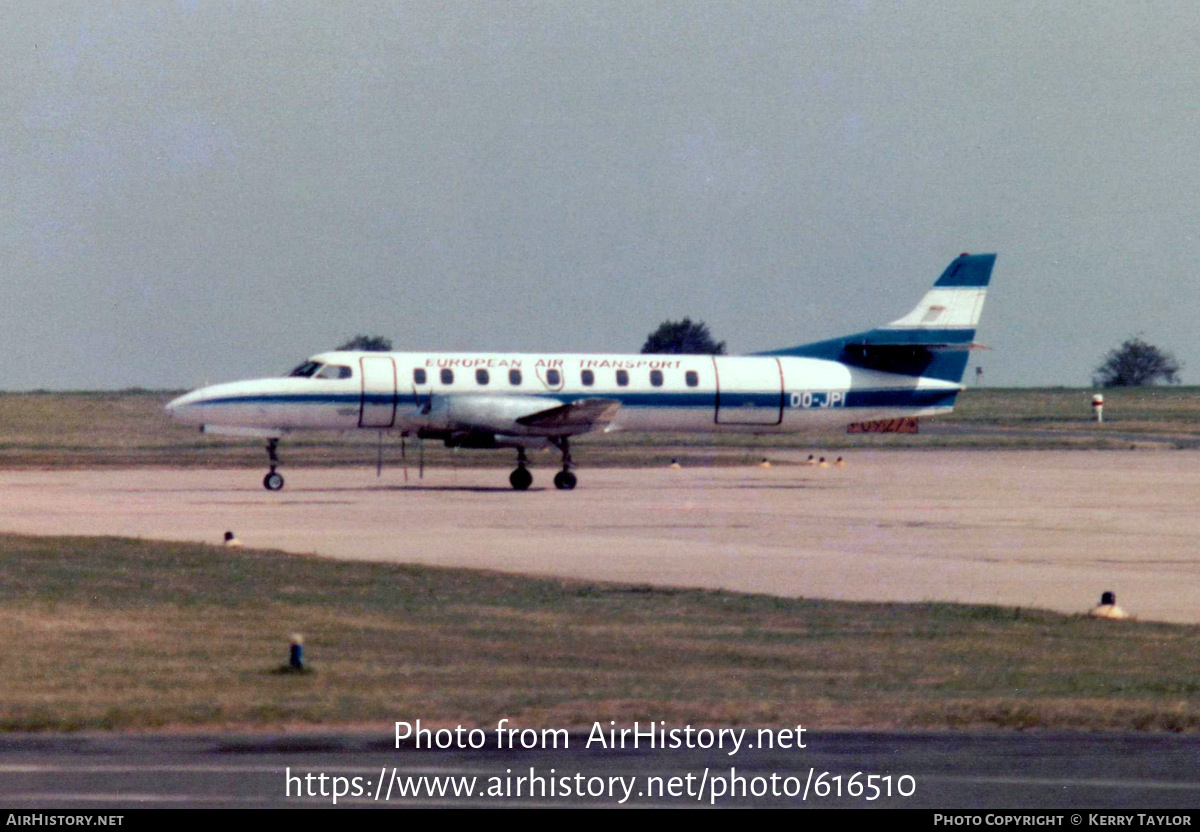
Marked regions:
[263,438,284,491]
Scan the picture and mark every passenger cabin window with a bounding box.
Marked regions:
[476,368,489,385]
[316,364,352,380]
[413,368,427,385]
[581,369,594,386]
[686,370,699,387]
[288,361,322,378]
[440,368,454,385]
[546,369,561,386]
[509,369,522,386]
[650,369,664,387]
[616,369,629,387]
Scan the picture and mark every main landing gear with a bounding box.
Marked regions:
[507,439,578,491]
[509,447,533,491]
[550,437,577,491]
[263,438,284,491]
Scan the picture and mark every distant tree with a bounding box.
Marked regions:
[1093,336,1182,387]
[641,318,726,355]
[336,335,393,352]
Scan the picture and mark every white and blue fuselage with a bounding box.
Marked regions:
[166,253,995,490]
[166,351,961,436]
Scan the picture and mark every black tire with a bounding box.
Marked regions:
[509,467,533,491]
[263,472,285,491]
[553,470,577,490]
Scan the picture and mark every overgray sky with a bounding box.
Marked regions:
[3,1,1197,390]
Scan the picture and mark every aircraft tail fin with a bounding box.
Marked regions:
[759,253,995,382]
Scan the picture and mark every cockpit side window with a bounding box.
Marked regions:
[288,361,322,378]
[316,364,352,380]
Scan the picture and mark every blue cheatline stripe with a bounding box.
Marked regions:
[934,253,996,288]
[201,394,366,406]
[844,389,957,409]
[196,388,956,412]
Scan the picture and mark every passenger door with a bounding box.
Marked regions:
[713,356,783,425]
[359,356,397,428]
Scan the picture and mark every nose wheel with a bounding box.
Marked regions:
[263,438,284,491]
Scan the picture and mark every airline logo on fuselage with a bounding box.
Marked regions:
[421,356,687,370]
[425,357,524,368]
[579,358,683,370]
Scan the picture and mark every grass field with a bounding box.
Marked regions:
[2,533,1200,733]
[1,387,1200,470]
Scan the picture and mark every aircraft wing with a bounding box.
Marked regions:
[515,398,622,433]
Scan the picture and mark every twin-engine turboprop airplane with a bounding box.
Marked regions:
[167,253,995,491]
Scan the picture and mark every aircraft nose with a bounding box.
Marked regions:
[165,389,207,423]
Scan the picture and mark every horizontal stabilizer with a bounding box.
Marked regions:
[516,398,622,432]
[852,342,987,351]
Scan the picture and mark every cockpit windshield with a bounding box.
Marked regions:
[316,364,353,379]
[287,361,353,379]
[288,361,323,378]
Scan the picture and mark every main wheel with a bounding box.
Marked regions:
[263,471,285,491]
[509,467,533,491]
[553,470,577,490]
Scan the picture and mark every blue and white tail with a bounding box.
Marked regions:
[761,253,996,382]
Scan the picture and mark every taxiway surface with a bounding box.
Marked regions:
[1,450,1197,623]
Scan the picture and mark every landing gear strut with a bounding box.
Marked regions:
[550,437,577,491]
[509,446,532,491]
[263,438,284,491]
[507,440,578,491]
